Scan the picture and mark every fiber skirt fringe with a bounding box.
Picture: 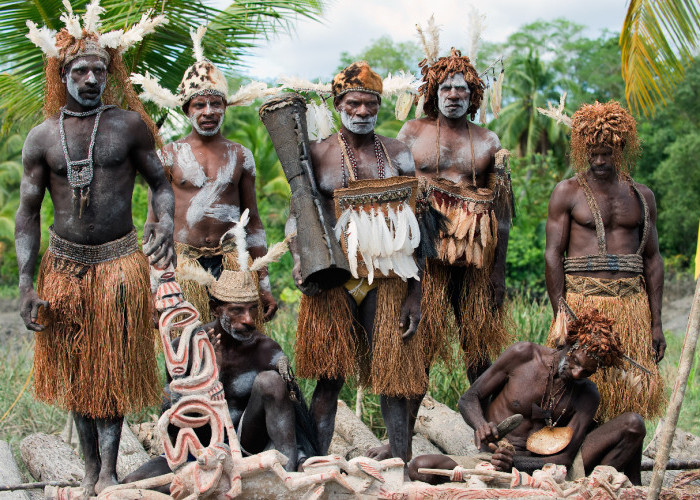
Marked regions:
[419,259,512,369]
[295,281,427,397]
[35,250,160,419]
[175,242,264,330]
[547,274,663,422]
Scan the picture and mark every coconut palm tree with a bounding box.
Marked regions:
[620,0,700,116]
[491,50,569,161]
[0,0,324,128]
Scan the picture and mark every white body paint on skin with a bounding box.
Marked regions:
[241,148,256,176]
[340,110,377,135]
[391,149,415,175]
[171,143,207,188]
[438,73,470,120]
[259,276,271,292]
[246,228,267,249]
[231,370,258,398]
[185,151,236,227]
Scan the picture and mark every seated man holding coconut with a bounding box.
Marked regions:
[409,308,646,485]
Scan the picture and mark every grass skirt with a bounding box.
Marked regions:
[35,250,160,418]
[419,259,512,369]
[547,274,664,422]
[295,280,427,397]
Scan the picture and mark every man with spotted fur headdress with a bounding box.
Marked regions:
[16,2,172,494]
[544,100,664,423]
[411,307,646,486]
[131,26,278,326]
[395,25,514,450]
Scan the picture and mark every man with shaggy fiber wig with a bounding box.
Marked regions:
[410,308,646,486]
[17,4,173,494]
[391,48,513,463]
[544,100,664,423]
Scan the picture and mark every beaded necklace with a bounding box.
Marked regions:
[338,131,387,187]
[540,350,574,428]
[59,104,116,218]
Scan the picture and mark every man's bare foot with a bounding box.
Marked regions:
[81,464,100,496]
[366,443,392,460]
[95,474,119,494]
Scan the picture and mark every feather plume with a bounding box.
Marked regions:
[369,208,382,257]
[406,203,420,248]
[120,12,167,51]
[60,10,83,39]
[380,210,394,257]
[395,92,413,121]
[234,209,251,271]
[479,87,489,125]
[426,15,441,65]
[382,72,420,97]
[416,15,440,65]
[334,208,351,242]
[278,75,332,95]
[62,0,74,15]
[130,72,181,109]
[468,6,486,63]
[306,100,336,141]
[537,92,572,128]
[480,213,489,249]
[347,215,359,278]
[250,236,292,272]
[490,71,504,117]
[26,21,58,58]
[191,25,207,62]
[228,80,276,106]
[393,205,408,252]
[177,263,216,286]
[415,94,425,119]
[82,0,104,33]
[99,30,123,49]
[358,209,372,254]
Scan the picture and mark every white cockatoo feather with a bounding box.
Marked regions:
[26,21,58,58]
[82,0,104,34]
[130,72,181,109]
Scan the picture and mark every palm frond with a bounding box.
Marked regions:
[620,0,700,116]
[0,0,326,126]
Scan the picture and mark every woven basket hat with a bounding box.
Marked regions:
[207,270,258,304]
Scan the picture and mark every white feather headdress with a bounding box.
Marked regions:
[130,24,274,111]
[26,0,167,65]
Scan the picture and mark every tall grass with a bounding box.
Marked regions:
[0,293,697,455]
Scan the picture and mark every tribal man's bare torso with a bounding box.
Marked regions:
[159,136,255,248]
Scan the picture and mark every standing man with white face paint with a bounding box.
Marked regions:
[395,48,513,451]
[136,26,278,325]
[286,61,423,465]
[18,7,171,495]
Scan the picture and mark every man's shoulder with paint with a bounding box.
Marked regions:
[469,123,501,149]
[399,117,435,135]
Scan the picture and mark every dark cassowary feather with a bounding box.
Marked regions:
[416,205,448,259]
[289,380,321,459]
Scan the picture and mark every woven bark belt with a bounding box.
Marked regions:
[175,239,237,260]
[563,253,643,274]
[49,226,138,265]
[565,274,645,298]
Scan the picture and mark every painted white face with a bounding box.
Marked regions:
[340,109,377,135]
[64,57,107,107]
[438,73,471,119]
[187,94,226,136]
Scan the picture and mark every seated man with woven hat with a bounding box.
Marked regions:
[409,308,646,485]
[124,216,316,489]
